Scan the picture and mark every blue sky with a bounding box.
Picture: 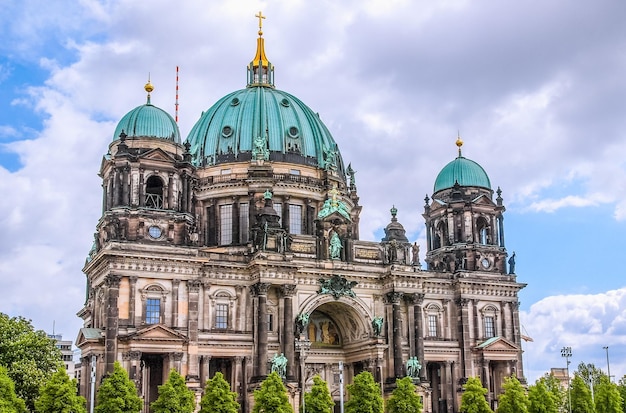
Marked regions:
[1,0,626,383]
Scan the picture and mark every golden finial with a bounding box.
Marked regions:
[255,11,265,36]
[456,132,463,157]
[144,74,153,104]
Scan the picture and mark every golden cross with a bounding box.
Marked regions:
[255,11,266,31]
[329,185,339,207]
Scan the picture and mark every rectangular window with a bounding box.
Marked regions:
[274,203,282,219]
[428,314,438,337]
[239,203,249,243]
[220,204,233,245]
[267,314,274,331]
[146,298,160,324]
[484,316,495,338]
[289,204,302,234]
[290,169,301,175]
[215,303,228,329]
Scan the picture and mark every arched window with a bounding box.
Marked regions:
[145,176,164,209]
[476,217,490,245]
[436,221,448,248]
[425,303,443,338]
[481,305,499,339]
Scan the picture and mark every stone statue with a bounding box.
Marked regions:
[329,231,342,260]
[347,163,356,190]
[406,356,421,379]
[411,242,420,266]
[372,316,383,336]
[270,353,287,378]
[508,252,516,274]
[252,135,269,161]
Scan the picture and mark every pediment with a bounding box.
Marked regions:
[319,210,351,224]
[75,328,103,347]
[471,194,496,207]
[122,324,188,343]
[138,147,176,163]
[476,336,519,353]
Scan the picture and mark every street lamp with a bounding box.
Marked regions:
[561,346,572,413]
[295,338,311,413]
[603,346,611,382]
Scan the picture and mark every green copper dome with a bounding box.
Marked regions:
[113,83,181,143]
[186,87,343,171]
[434,156,491,192]
[185,21,344,174]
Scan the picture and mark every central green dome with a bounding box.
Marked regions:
[185,25,344,174]
[186,87,343,171]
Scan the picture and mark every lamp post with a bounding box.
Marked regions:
[296,338,311,413]
[561,346,572,413]
[603,346,611,382]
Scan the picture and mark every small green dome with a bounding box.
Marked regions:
[113,101,181,143]
[434,156,491,193]
[186,87,344,172]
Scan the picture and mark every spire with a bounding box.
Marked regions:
[247,11,275,87]
[456,132,463,157]
[144,74,154,105]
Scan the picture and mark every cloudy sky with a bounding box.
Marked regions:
[2,0,626,383]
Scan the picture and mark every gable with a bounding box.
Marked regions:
[139,147,176,163]
[75,328,103,347]
[476,336,520,358]
[122,324,188,343]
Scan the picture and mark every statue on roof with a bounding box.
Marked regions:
[347,163,356,191]
[252,135,269,161]
[329,231,343,260]
[323,144,338,171]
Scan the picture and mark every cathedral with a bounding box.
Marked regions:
[76,15,525,413]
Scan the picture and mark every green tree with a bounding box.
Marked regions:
[617,375,626,413]
[35,367,86,413]
[528,376,558,413]
[570,374,594,413]
[0,313,62,411]
[151,369,195,413]
[304,375,334,413]
[199,372,239,413]
[594,375,622,413]
[95,362,142,413]
[344,371,383,413]
[0,366,26,413]
[496,376,528,413]
[385,376,422,413]
[252,371,293,413]
[460,377,492,413]
[542,373,566,412]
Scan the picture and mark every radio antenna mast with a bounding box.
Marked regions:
[175,66,179,123]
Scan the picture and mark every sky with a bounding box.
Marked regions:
[1,0,626,384]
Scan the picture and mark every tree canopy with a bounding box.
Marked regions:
[593,375,622,413]
[151,369,195,413]
[35,367,86,413]
[460,377,492,413]
[199,372,240,413]
[252,371,293,413]
[0,366,26,413]
[304,375,334,413]
[385,377,422,413]
[95,361,142,413]
[496,376,528,413]
[528,375,559,413]
[344,371,383,413]
[569,374,594,413]
[0,313,62,411]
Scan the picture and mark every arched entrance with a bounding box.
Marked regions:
[296,298,385,412]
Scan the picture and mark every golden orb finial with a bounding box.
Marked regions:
[456,132,463,157]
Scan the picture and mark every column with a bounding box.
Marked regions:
[411,293,426,381]
[236,285,244,331]
[234,356,243,400]
[253,282,271,377]
[188,280,201,381]
[129,276,137,326]
[457,298,472,379]
[122,166,129,206]
[281,284,296,380]
[233,197,240,244]
[167,173,174,210]
[181,172,188,213]
[104,274,121,374]
[172,279,180,328]
[203,281,211,330]
[138,169,145,207]
[386,291,404,378]
[511,301,524,379]
[472,299,480,341]
[445,361,453,412]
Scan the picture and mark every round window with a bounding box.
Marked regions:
[222,126,233,138]
[288,126,299,138]
[280,98,290,107]
[148,226,162,239]
[230,97,240,106]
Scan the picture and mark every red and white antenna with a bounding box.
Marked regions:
[175,66,179,123]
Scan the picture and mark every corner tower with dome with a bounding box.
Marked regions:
[76,15,525,413]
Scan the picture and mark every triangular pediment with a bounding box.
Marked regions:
[319,210,351,224]
[139,147,176,163]
[75,328,103,347]
[476,336,519,352]
[471,194,496,206]
[122,324,188,343]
